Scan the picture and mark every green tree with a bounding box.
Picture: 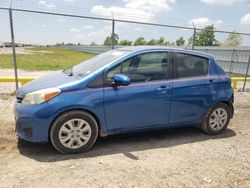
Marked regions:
[156,37,171,46]
[120,40,133,45]
[197,25,216,46]
[176,37,185,46]
[223,32,242,46]
[104,33,119,46]
[164,41,171,46]
[147,39,157,45]
[157,37,165,45]
[188,25,218,46]
[134,37,146,46]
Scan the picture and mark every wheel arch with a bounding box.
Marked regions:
[219,100,234,118]
[200,99,232,125]
[48,108,101,142]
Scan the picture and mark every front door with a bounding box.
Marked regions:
[104,51,172,132]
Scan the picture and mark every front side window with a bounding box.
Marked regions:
[106,52,169,84]
[72,50,130,79]
[175,53,209,78]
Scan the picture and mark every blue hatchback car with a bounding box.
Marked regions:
[14,47,234,154]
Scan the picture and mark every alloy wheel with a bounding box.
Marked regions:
[58,118,92,149]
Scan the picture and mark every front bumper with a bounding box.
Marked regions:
[14,101,55,143]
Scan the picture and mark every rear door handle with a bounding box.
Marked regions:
[207,79,215,84]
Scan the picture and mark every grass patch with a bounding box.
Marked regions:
[0,47,96,71]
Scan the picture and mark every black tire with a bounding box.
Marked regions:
[201,103,230,135]
[50,110,98,154]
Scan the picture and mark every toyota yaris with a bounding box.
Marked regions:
[14,47,234,154]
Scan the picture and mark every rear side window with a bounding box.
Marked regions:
[175,53,209,78]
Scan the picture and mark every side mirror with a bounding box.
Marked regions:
[113,74,131,86]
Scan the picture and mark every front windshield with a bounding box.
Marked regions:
[72,50,130,78]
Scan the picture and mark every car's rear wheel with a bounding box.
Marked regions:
[50,110,98,154]
[201,103,230,135]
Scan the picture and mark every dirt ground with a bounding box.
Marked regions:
[0,92,250,188]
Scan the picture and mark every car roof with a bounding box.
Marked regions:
[117,46,213,59]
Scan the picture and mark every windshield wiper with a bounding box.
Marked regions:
[63,67,73,76]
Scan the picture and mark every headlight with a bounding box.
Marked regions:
[22,88,61,105]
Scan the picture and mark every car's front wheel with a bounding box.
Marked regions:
[50,110,98,154]
[201,103,230,135]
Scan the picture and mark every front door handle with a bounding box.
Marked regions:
[157,86,168,93]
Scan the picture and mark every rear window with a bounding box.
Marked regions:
[176,53,209,78]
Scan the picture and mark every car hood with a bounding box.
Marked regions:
[18,71,78,94]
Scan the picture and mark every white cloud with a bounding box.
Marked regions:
[38,0,55,9]
[83,25,94,30]
[189,17,223,27]
[91,5,153,22]
[200,0,241,5]
[124,0,175,12]
[41,24,46,28]
[134,27,143,31]
[70,27,81,33]
[55,17,66,23]
[69,25,93,33]
[241,13,250,25]
[91,0,175,22]
[87,25,111,44]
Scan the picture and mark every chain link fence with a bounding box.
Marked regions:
[190,46,250,75]
[0,8,16,98]
[1,3,250,98]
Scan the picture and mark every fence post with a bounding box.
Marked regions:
[192,28,196,50]
[243,56,250,91]
[229,49,235,74]
[111,19,115,50]
[9,8,19,90]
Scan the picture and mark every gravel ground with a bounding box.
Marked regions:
[0,92,250,188]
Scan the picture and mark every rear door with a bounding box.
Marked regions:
[169,52,215,124]
[104,51,173,131]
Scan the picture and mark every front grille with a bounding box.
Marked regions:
[16,93,24,103]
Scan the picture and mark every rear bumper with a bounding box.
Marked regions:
[229,102,234,119]
[229,93,234,119]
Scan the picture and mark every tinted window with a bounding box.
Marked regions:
[176,53,208,78]
[107,52,169,84]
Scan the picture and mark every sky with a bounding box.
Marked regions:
[0,0,250,45]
